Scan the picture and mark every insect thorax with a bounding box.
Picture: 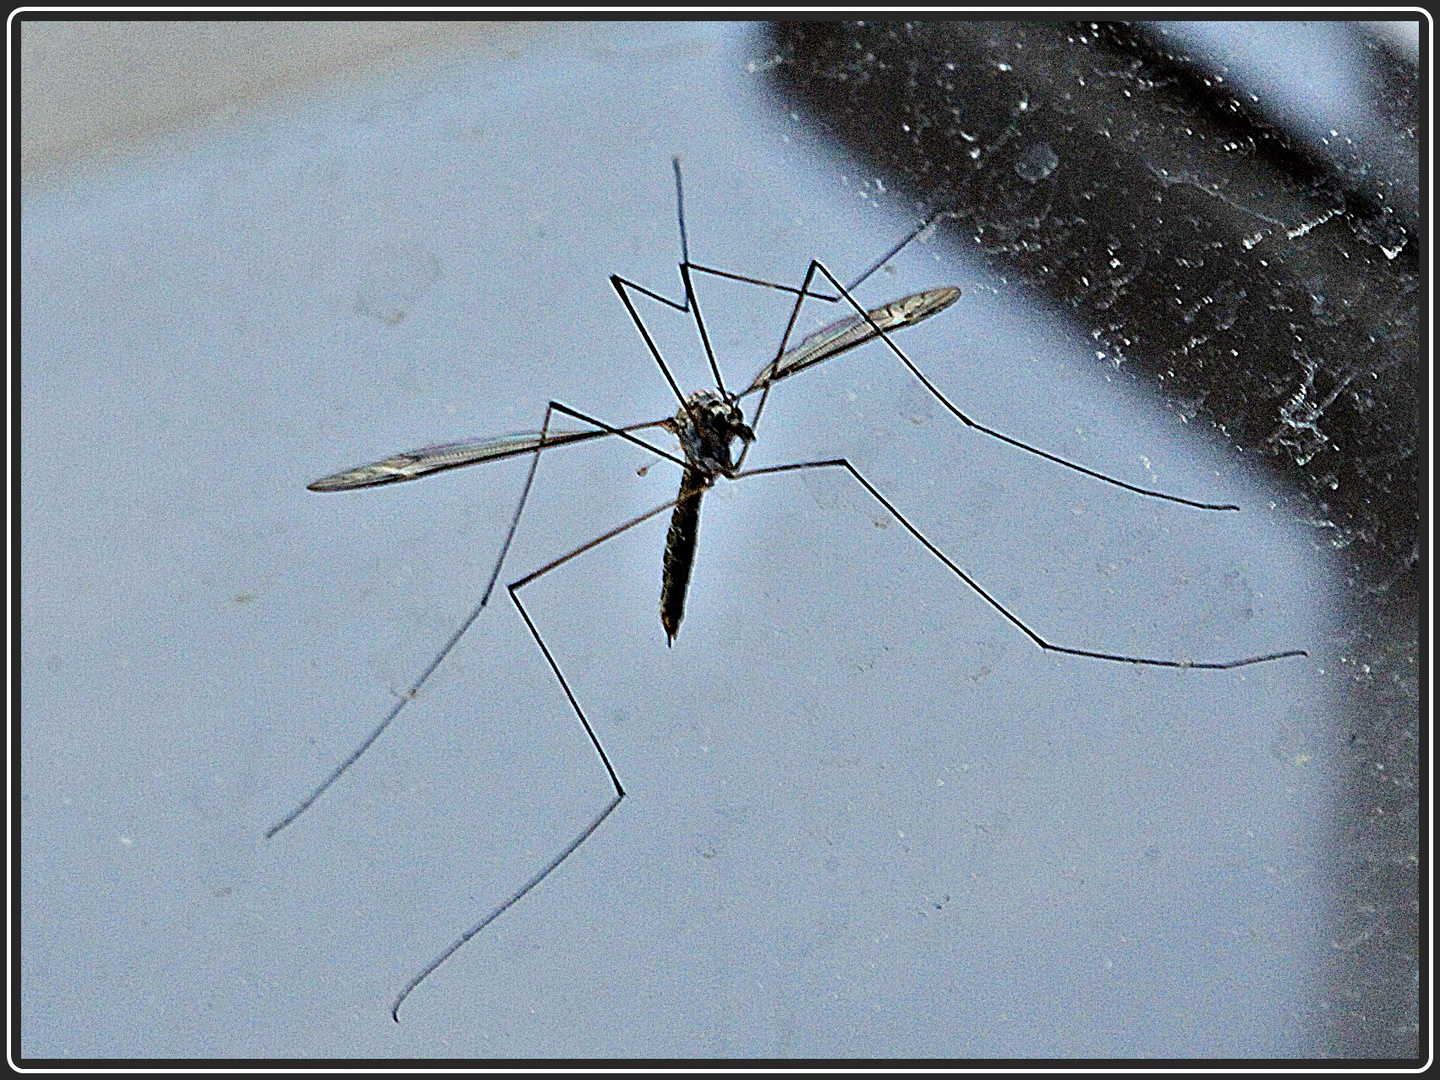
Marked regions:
[671,389,754,479]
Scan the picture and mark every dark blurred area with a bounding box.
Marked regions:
[761,20,1420,1060]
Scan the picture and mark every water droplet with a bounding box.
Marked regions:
[1014,142,1058,183]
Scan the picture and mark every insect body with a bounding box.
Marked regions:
[658,389,754,643]
[273,159,1304,1020]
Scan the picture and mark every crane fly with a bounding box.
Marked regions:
[270,158,1306,1020]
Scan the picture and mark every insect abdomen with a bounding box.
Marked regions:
[660,469,708,645]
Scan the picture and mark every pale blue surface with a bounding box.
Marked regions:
[22,22,1336,1057]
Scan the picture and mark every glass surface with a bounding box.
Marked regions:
[21,20,1388,1058]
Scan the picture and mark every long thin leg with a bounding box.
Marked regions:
[391,791,621,1023]
[678,257,846,430]
[608,157,722,409]
[610,265,835,417]
[618,157,846,408]
[734,260,830,472]
[670,158,729,396]
[265,402,682,839]
[390,493,683,1020]
[683,202,960,471]
[680,261,727,397]
[711,207,964,470]
[800,260,1241,512]
[610,267,833,412]
[545,400,689,472]
[683,261,839,301]
[842,209,962,294]
[736,458,1307,669]
[611,274,692,408]
[681,213,959,299]
[683,205,960,343]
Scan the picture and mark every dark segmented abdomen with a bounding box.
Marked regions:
[660,468,708,645]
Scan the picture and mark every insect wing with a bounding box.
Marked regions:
[748,312,871,391]
[746,286,961,393]
[307,429,596,491]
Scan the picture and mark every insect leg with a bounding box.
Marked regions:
[612,262,825,428]
[546,401,690,471]
[683,261,840,301]
[842,209,963,293]
[732,260,834,473]
[669,157,725,395]
[805,260,1243,513]
[265,402,681,839]
[735,458,1307,669]
[610,260,830,414]
[391,492,684,1020]
[672,254,837,475]
[610,272,703,412]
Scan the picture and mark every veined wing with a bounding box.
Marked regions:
[746,286,960,394]
[309,427,629,491]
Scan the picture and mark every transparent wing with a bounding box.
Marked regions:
[308,428,607,491]
[746,286,961,394]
